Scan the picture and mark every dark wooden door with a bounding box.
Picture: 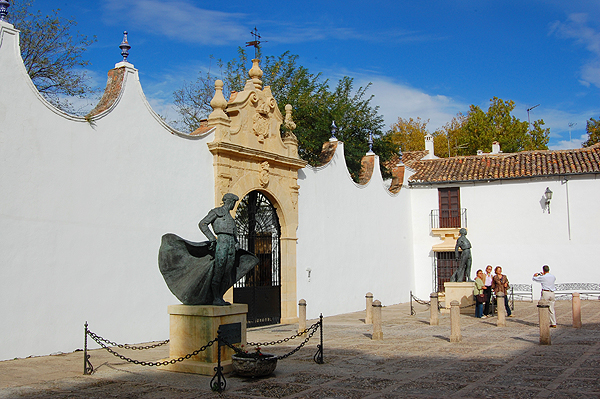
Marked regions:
[234,191,281,327]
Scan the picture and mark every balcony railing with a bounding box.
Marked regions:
[430,208,467,229]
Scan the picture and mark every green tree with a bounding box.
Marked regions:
[174,48,393,181]
[387,117,429,152]
[429,114,467,158]
[9,1,97,112]
[582,117,600,147]
[451,97,549,155]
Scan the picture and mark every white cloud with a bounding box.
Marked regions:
[359,77,467,131]
[260,21,438,45]
[549,133,589,150]
[102,0,247,45]
[550,13,600,88]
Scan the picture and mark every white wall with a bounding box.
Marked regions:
[0,23,215,360]
[5,18,597,361]
[297,142,415,319]
[410,175,600,300]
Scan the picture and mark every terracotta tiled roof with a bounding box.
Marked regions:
[317,140,338,166]
[86,67,126,118]
[190,119,212,136]
[358,154,375,185]
[402,150,430,162]
[380,151,430,193]
[407,144,600,184]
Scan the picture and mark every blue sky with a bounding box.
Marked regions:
[13,0,600,149]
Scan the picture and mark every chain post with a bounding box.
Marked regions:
[410,291,414,315]
[210,328,226,393]
[83,321,93,375]
[314,314,324,364]
[511,286,515,311]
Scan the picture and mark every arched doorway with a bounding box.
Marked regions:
[234,191,281,327]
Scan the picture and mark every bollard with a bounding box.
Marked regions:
[365,292,373,324]
[450,300,461,343]
[538,299,551,345]
[430,292,439,326]
[496,292,506,327]
[572,292,582,329]
[372,300,383,340]
[298,299,307,334]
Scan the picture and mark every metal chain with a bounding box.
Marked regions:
[87,331,169,350]
[88,331,217,367]
[276,324,319,360]
[412,292,474,310]
[411,294,431,306]
[221,322,321,361]
[247,320,321,346]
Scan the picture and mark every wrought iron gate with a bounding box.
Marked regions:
[234,191,281,327]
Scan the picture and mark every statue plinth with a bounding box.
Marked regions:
[158,304,248,375]
[442,282,476,314]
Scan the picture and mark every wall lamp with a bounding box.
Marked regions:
[544,187,553,214]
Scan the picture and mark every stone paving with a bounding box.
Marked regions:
[1,300,600,398]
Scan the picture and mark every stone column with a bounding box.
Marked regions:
[372,300,383,340]
[430,292,439,326]
[538,299,551,345]
[572,292,582,329]
[298,299,307,334]
[450,300,461,343]
[365,292,373,324]
[496,292,506,327]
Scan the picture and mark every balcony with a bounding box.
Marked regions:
[430,208,467,230]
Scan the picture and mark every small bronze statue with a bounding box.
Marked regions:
[158,193,258,306]
[451,228,472,282]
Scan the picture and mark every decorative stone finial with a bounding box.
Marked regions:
[209,80,228,116]
[367,131,374,155]
[208,80,227,120]
[398,147,403,164]
[0,0,10,22]
[119,31,131,62]
[248,59,263,90]
[283,104,296,138]
[330,121,338,141]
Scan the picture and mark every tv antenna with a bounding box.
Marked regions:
[246,27,267,59]
[568,122,577,143]
[526,104,540,127]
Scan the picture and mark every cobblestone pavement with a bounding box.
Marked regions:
[2,300,600,398]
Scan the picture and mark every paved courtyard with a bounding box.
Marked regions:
[1,300,600,398]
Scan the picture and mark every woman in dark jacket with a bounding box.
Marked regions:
[491,266,512,317]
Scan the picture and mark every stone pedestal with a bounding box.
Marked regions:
[450,300,461,343]
[372,300,383,340]
[158,304,248,375]
[443,282,475,314]
[538,299,551,345]
[429,292,439,326]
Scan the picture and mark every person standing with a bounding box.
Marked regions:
[483,265,494,316]
[474,269,486,318]
[492,266,512,317]
[532,265,557,328]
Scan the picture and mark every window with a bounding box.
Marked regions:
[438,187,460,228]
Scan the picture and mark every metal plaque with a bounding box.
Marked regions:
[219,322,242,344]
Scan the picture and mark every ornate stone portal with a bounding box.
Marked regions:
[206,59,307,323]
